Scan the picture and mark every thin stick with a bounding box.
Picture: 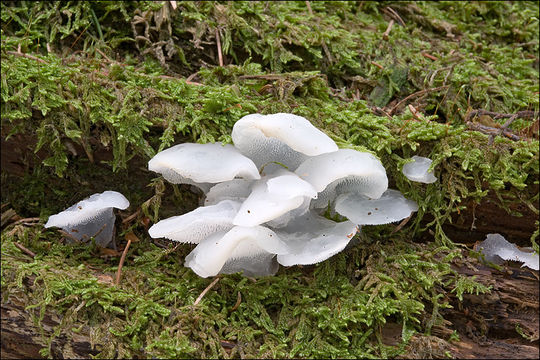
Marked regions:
[115,238,132,285]
[466,109,538,122]
[193,277,220,305]
[90,223,107,240]
[305,1,313,16]
[384,6,405,26]
[382,19,394,40]
[230,291,242,312]
[58,229,82,243]
[389,86,448,115]
[391,214,413,234]
[466,121,521,142]
[6,51,47,64]
[215,28,224,67]
[13,242,36,258]
[122,208,141,224]
[422,52,438,61]
[371,61,384,70]
[95,48,113,63]
[186,72,198,82]
[69,26,88,51]
[8,217,40,226]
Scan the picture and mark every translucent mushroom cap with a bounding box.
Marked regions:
[476,233,539,270]
[44,191,129,247]
[233,169,317,227]
[402,156,437,183]
[204,179,254,206]
[148,200,241,243]
[231,113,338,171]
[295,149,388,202]
[184,225,289,278]
[148,143,261,188]
[334,189,418,225]
[275,211,359,266]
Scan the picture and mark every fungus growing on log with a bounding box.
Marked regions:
[44,191,129,247]
[476,233,539,270]
[402,155,437,184]
[148,113,419,277]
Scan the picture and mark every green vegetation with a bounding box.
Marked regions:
[1,1,538,358]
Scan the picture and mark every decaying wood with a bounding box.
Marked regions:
[445,260,539,359]
[1,295,99,359]
[2,250,536,359]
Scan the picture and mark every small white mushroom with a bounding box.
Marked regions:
[334,189,418,225]
[44,191,129,247]
[231,113,338,173]
[476,233,539,270]
[402,156,437,183]
[148,200,241,243]
[184,225,289,278]
[295,149,388,209]
[233,169,317,227]
[148,143,261,192]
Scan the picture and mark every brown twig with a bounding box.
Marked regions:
[371,61,384,70]
[230,291,242,312]
[382,19,394,40]
[466,121,521,142]
[383,6,406,26]
[94,223,108,238]
[193,276,221,305]
[422,52,438,61]
[305,1,313,16]
[13,242,36,258]
[388,86,448,115]
[6,51,48,64]
[8,217,40,227]
[391,214,413,234]
[115,236,133,285]
[465,109,539,122]
[215,28,224,67]
[95,48,113,63]
[70,26,88,51]
[58,229,82,243]
[122,208,141,224]
[466,109,539,143]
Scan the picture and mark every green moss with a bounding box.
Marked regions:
[1,225,490,358]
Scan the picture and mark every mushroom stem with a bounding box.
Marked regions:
[193,276,221,305]
[115,238,132,286]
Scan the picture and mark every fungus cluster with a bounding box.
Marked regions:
[148,113,429,278]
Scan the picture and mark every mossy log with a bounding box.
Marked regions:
[2,255,537,359]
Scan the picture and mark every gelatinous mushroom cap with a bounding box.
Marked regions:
[402,156,437,183]
[148,200,241,243]
[476,233,539,270]
[148,143,260,189]
[275,211,358,266]
[184,225,288,278]
[334,189,418,225]
[295,149,388,206]
[204,179,254,206]
[233,169,317,227]
[231,113,338,172]
[44,191,129,247]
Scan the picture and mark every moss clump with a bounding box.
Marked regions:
[1,1,538,358]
